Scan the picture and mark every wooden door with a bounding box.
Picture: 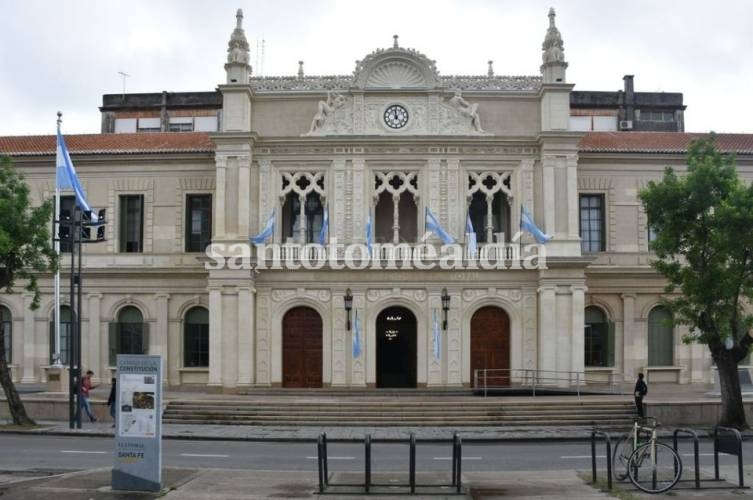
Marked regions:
[470,306,510,387]
[282,307,323,388]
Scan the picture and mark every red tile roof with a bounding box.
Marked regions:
[579,132,753,154]
[0,132,215,156]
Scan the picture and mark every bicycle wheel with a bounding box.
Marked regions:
[627,442,682,494]
[612,433,633,481]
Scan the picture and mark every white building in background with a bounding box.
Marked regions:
[1,8,750,391]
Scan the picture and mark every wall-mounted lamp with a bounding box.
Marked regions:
[441,287,451,330]
[344,288,353,331]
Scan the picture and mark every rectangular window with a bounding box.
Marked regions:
[119,195,144,253]
[640,110,675,122]
[169,117,194,132]
[137,117,161,133]
[184,323,209,367]
[185,194,212,252]
[194,116,218,132]
[580,194,606,252]
[114,118,137,133]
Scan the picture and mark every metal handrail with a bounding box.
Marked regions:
[474,368,623,396]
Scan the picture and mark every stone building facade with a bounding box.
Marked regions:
[1,8,751,391]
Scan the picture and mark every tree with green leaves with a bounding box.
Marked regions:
[0,156,57,426]
[640,135,753,428]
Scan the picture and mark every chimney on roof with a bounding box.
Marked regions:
[623,75,634,95]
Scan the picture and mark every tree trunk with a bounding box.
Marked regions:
[0,334,35,427]
[715,348,748,429]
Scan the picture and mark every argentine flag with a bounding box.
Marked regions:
[520,206,552,244]
[56,130,91,214]
[466,214,477,259]
[432,309,441,361]
[365,213,373,257]
[425,207,456,244]
[250,209,276,244]
[352,310,362,358]
[318,204,329,245]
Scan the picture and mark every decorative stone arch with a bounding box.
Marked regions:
[176,296,209,322]
[639,300,669,321]
[646,304,675,367]
[352,46,440,90]
[461,297,523,386]
[366,296,427,387]
[0,298,23,320]
[270,297,331,387]
[584,298,616,321]
[106,298,152,323]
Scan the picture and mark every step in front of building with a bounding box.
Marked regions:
[162,399,637,427]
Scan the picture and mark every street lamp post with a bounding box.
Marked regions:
[441,288,451,330]
[344,288,353,331]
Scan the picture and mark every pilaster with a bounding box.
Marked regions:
[21,293,35,383]
[87,293,102,382]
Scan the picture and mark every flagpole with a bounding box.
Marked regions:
[52,112,62,367]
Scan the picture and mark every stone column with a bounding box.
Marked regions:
[236,285,255,388]
[237,155,251,238]
[154,293,170,385]
[570,286,586,376]
[427,292,442,387]
[208,286,223,387]
[214,157,227,238]
[21,293,35,383]
[537,285,557,376]
[87,293,102,382]
[621,294,636,381]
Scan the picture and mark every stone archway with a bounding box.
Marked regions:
[470,306,511,387]
[376,306,417,388]
[282,306,323,388]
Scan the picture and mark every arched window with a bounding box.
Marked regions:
[280,172,325,243]
[374,172,418,244]
[0,305,11,363]
[648,306,674,366]
[585,306,614,367]
[183,307,209,367]
[49,305,72,365]
[109,306,147,366]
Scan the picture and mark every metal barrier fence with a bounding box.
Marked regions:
[317,432,463,495]
[474,368,622,397]
[590,428,613,490]
[673,428,701,489]
[714,426,745,488]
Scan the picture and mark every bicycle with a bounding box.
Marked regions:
[612,417,682,494]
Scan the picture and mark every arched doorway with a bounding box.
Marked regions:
[376,306,417,388]
[282,306,323,388]
[470,306,511,386]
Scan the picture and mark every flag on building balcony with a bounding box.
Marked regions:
[353,310,362,358]
[56,128,91,214]
[365,213,373,256]
[250,208,276,244]
[432,309,441,361]
[425,207,456,244]
[466,214,477,259]
[318,204,329,245]
[520,206,552,244]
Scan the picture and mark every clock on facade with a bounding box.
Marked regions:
[383,104,409,129]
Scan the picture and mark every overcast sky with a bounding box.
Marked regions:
[1,0,751,136]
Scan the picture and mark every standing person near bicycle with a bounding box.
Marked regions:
[634,372,647,417]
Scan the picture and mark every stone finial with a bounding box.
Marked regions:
[298,60,304,79]
[487,60,494,77]
[236,8,243,29]
[542,7,564,62]
[548,7,556,27]
[393,34,399,48]
[226,8,251,68]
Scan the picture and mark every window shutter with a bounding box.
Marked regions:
[607,321,616,367]
[109,322,118,366]
[141,322,150,354]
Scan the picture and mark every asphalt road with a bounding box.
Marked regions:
[0,434,750,474]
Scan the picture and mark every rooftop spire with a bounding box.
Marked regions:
[298,60,304,79]
[393,34,399,48]
[225,8,251,83]
[540,7,567,83]
[487,60,494,77]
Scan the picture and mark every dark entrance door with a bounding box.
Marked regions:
[282,306,323,388]
[376,306,417,388]
[470,306,510,387]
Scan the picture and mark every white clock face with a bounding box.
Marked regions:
[384,104,409,129]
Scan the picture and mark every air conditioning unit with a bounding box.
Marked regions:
[619,120,633,130]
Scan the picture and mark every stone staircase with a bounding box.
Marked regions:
[162,396,637,427]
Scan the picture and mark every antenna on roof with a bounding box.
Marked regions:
[117,71,130,98]
[261,38,266,77]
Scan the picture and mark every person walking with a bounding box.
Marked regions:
[80,370,97,423]
[634,372,648,418]
[107,377,117,428]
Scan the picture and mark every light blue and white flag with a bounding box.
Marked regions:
[520,206,552,244]
[425,207,456,244]
[56,129,91,214]
[466,214,477,259]
[318,204,329,245]
[432,309,441,361]
[365,213,373,257]
[352,310,362,358]
[250,208,276,244]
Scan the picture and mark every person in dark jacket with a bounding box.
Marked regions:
[634,373,648,418]
[107,377,117,427]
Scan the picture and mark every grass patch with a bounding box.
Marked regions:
[576,471,640,500]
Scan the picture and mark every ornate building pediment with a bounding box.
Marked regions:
[352,37,440,90]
